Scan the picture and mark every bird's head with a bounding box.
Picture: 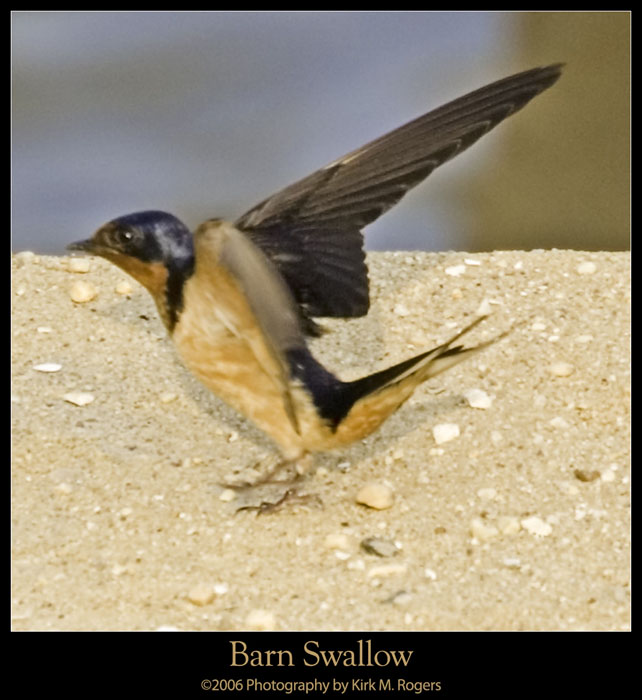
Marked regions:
[68,210,195,330]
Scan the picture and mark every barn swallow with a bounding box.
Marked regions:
[68,65,562,490]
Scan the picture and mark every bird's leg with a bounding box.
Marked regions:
[221,453,312,490]
[220,454,321,513]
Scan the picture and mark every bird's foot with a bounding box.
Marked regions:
[220,455,321,513]
[235,487,322,515]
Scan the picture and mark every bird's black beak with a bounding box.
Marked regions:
[67,238,96,254]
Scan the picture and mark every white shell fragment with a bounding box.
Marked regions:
[62,392,95,406]
[69,280,98,303]
[463,388,493,409]
[432,423,460,444]
[33,363,62,372]
[445,264,466,277]
[521,516,553,537]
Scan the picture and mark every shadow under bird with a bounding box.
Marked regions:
[68,64,563,487]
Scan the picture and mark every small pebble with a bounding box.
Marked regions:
[37,326,53,333]
[464,258,481,266]
[521,516,552,537]
[115,280,134,295]
[69,280,98,303]
[463,388,493,409]
[548,362,575,377]
[476,298,492,316]
[445,264,466,277]
[33,363,62,372]
[367,563,407,579]
[393,303,410,317]
[388,590,413,606]
[160,392,177,404]
[576,261,597,275]
[67,257,91,273]
[219,489,237,502]
[549,416,570,429]
[62,392,95,406]
[477,487,497,501]
[360,537,399,557]
[245,609,276,630]
[432,423,460,444]
[574,469,600,482]
[324,533,350,550]
[187,584,215,606]
[356,483,394,510]
[470,518,499,541]
[424,568,437,580]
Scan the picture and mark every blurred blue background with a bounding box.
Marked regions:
[12,11,630,254]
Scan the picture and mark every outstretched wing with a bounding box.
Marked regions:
[236,64,563,321]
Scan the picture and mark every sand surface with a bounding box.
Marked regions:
[11,249,630,631]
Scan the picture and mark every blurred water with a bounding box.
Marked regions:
[12,12,509,254]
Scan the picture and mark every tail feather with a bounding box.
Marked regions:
[325,316,507,443]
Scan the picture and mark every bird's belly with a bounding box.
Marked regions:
[171,303,305,459]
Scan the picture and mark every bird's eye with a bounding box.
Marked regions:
[115,229,135,246]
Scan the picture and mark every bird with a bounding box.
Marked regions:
[68,64,562,497]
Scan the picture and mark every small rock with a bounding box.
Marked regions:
[576,261,597,274]
[219,489,237,502]
[445,264,466,277]
[187,584,215,606]
[432,423,460,444]
[62,392,95,406]
[360,537,399,557]
[356,483,394,510]
[463,388,493,409]
[245,609,276,630]
[115,280,134,295]
[549,416,570,429]
[470,518,499,541]
[324,533,350,550]
[574,469,600,482]
[69,280,98,303]
[67,257,91,273]
[367,563,407,579]
[548,362,575,377]
[521,516,552,537]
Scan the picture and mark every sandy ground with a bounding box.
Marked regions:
[11,248,630,631]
